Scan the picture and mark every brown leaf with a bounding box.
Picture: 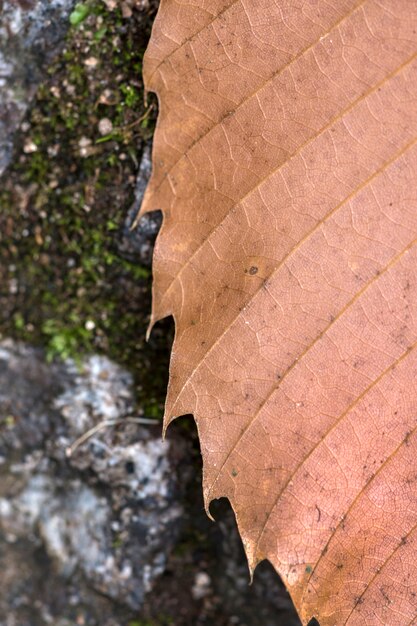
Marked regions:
[140,2,417,624]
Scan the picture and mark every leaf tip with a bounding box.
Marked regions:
[145,314,156,341]
[203,494,216,522]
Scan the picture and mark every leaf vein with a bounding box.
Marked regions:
[160,51,417,330]
[171,130,417,423]
[208,234,417,516]
[144,0,367,201]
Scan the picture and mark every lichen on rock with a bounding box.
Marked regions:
[0,339,184,618]
[0,0,76,175]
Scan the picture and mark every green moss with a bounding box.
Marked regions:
[120,84,141,108]
[69,2,91,26]
[0,0,167,414]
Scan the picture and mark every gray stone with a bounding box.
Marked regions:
[0,0,75,175]
[0,340,183,621]
[117,143,163,266]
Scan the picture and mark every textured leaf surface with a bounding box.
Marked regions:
[140,2,417,624]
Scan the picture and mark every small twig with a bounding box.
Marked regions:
[120,104,155,131]
[94,105,156,144]
[65,416,159,457]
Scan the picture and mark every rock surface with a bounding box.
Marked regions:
[0,0,75,175]
[118,143,163,267]
[0,340,184,624]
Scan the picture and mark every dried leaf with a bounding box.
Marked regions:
[140,2,417,624]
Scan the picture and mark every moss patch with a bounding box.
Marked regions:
[0,0,169,416]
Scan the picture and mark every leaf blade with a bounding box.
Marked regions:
[143,2,417,624]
